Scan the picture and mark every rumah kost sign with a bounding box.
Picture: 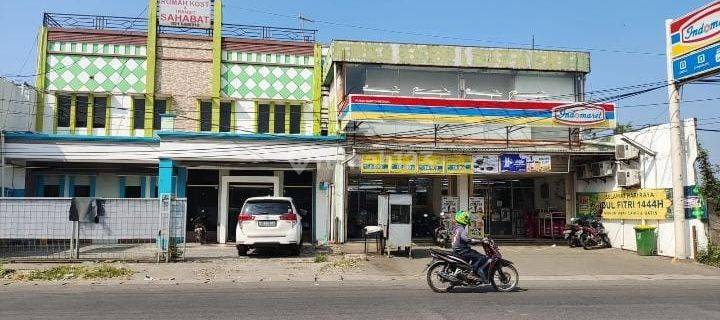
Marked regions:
[159,0,212,29]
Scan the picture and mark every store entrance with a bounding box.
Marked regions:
[475,180,535,238]
[227,184,275,242]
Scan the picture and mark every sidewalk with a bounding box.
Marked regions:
[2,244,719,286]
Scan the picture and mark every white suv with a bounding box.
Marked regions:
[235,197,303,256]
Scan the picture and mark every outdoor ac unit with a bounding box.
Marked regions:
[615,143,640,160]
[617,169,641,187]
[576,164,592,179]
[591,161,614,177]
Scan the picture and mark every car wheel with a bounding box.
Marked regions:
[237,245,248,256]
[290,244,301,256]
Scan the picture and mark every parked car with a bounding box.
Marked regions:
[235,197,303,256]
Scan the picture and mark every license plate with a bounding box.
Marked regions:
[257,220,277,227]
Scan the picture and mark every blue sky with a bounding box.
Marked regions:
[0,0,719,163]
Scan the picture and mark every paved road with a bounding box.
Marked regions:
[2,279,719,320]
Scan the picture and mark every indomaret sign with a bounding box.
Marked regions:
[158,0,212,29]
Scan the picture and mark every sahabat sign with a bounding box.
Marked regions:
[669,1,720,81]
[159,0,213,29]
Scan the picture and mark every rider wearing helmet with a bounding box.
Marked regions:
[452,210,488,281]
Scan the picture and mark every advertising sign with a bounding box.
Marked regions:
[387,153,417,174]
[341,94,616,129]
[473,155,500,174]
[670,1,720,81]
[576,189,673,220]
[158,0,213,29]
[445,155,473,174]
[527,155,552,173]
[417,154,445,175]
[500,154,527,173]
[684,185,708,219]
[361,153,388,173]
[441,196,459,214]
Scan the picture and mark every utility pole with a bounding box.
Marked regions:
[665,19,687,260]
[1,130,5,197]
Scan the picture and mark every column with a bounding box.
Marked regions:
[457,174,470,211]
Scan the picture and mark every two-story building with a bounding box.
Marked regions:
[321,40,618,242]
[3,1,342,245]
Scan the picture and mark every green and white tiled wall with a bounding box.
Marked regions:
[221,50,314,101]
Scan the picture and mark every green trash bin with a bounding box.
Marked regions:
[634,225,657,256]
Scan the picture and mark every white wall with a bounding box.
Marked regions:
[235,100,255,134]
[576,119,706,258]
[315,162,335,244]
[2,164,26,196]
[0,78,36,132]
[109,95,133,136]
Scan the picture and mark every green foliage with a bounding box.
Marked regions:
[697,244,720,268]
[697,146,720,206]
[25,264,134,281]
[0,264,15,278]
[614,122,634,134]
[633,225,656,232]
[313,253,328,263]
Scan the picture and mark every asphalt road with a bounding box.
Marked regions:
[2,279,720,320]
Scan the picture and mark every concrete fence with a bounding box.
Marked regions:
[0,197,186,262]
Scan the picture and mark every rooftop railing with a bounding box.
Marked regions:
[43,12,316,42]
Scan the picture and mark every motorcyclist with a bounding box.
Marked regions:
[451,210,488,281]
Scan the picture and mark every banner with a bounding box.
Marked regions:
[361,153,388,173]
[159,0,213,29]
[445,155,472,174]
[576,189,672,220]
[473,155,499,174]
[685,185,708,219]
[441,196,459,214]
[527,155,552,172]
[387,153,417,174]
[417,154,445,175]
[500,154,527,173]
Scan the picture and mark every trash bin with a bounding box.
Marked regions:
[634,225,657,256]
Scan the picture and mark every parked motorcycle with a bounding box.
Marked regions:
[426,237,519,292]
[191,210,208,244]
[579,217,611,250]
[563,217,584,248]
[433,212,453,248]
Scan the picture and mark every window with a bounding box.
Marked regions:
[75,96,89,128]
[274,104,285,133]
[57,95,71,127]
[92,96,107,128]
[257,104,270,133]
[133,98,145,129]
[43,185,60,197]
[220,102,232,132]
[289,105,301,134]
[124,186,142,198]
[199,101,212,131]
[153,99,167,130]
[73,185,91,197]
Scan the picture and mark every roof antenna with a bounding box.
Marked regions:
[298,12,314,29]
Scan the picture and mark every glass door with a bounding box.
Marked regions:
[227,183,274,242]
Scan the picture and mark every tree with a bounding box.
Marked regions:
[697,145,720,207]
[613,122,633,134]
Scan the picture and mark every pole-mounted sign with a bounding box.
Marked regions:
[669,1,720,81]
[158,0,213,29]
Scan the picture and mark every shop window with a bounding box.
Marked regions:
[274,104,286,133]
[257,104,270,133]
[43,185,60,197]
[390,205,411,224]
[153,99,167,130]
[74,185,91,197]
[199,101,212,132]
[57,95,72,127]
[289,105,301,134]
[92,96,107,128]
[124,186,142,198]
[75,96,89,128]
[220,102,232,132]
[133,98,145,129]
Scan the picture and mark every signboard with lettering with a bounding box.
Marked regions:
[500,154,527,173]
[576,189,673,220]
[159,0,213,29]
[473,155,499,174]
[669,1,720,81]
[417,154,445,175]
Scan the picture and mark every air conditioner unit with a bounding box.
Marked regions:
[617,169,641,187]
[576,164,592,179]
[591,161,614,177]
[615,143,640,160]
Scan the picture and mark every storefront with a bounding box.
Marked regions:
[346,152,574,240]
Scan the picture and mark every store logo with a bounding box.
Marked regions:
[552,104,606,126]
[682,6,720,43]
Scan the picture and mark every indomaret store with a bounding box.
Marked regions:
[321,40,617,242]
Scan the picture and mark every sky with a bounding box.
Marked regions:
[0,0,719,163]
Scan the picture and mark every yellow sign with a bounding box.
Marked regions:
[388,153,417,174]
[361,154,388,173]
[445,155,472,174]
[576,189,672,220]
[417,154,445,174]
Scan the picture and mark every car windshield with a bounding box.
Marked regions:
[242,200,293,215]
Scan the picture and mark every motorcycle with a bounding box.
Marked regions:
[426,237,519,293]
[563,217,584,248]
[579,217,611,250]
[433,212,453,248]
[190,210,208,244]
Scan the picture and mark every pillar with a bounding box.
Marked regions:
[457,174,470,211]
[158,158,174,196]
